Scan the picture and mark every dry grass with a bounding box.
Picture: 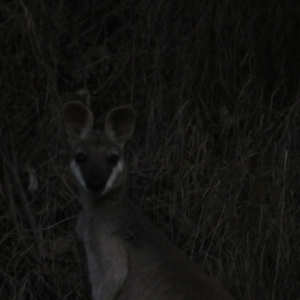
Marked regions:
[1,0,300,299]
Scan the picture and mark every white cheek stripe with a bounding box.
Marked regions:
[101,161,123,196]
[70,160,87,190]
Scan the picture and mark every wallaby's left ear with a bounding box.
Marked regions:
[105,106,136,148]
[64,101,94,142]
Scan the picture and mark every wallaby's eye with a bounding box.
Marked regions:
[108,153,119,165]
[75,152,87,164]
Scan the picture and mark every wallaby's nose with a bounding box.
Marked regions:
[86,177,106,193]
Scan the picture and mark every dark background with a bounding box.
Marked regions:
[1,0,300,299]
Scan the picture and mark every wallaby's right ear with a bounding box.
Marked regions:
[64,101,94,141]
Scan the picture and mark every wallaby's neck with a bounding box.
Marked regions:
[78,184,128,213]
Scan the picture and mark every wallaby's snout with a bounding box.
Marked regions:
[82,162,107,194]
[86,175,106,193]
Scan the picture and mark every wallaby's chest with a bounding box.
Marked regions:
[77,204,137,249]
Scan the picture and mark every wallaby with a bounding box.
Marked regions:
[64,101,235,300]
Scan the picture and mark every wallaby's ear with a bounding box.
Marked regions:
[64,101,94,141]
[105,106,136,148]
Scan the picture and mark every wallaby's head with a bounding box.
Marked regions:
[64,101,136,197]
